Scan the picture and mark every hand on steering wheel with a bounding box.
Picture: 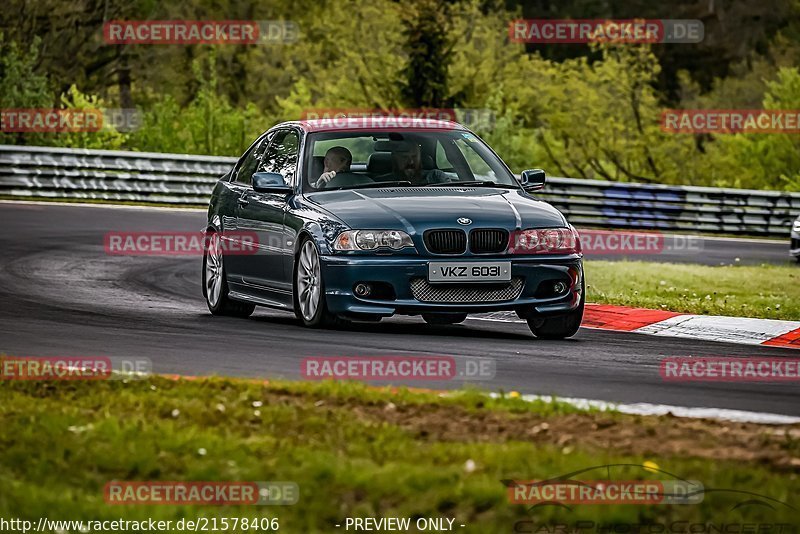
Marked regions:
[313,171,337,189]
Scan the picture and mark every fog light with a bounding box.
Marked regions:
[354,283,372,297]
[553,281,568,295]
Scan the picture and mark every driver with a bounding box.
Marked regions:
[382,142,450,185]
[312,146,352,188]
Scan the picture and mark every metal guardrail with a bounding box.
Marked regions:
[0,145,236,205]
[1,144,799,237]
[538,178,800,237]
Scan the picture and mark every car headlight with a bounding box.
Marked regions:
[509,226,581,254]
[793,219,800,233]
[333,230,414,251]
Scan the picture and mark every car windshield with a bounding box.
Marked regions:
[302,130,519,192]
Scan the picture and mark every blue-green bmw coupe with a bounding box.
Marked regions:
[203,118,584,338]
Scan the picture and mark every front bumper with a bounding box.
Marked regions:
[791,232,800,258]
[320,254,583,317]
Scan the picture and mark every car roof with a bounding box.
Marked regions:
[277,118,469,133]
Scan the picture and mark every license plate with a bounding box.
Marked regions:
[428,261,511,283]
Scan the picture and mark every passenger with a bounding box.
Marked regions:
[313,146,353,188]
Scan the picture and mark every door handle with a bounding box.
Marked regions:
[237,197,249,206]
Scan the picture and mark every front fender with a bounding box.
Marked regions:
[295,217,348,256]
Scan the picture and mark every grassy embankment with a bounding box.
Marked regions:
[1,376,798,532]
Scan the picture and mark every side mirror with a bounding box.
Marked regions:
[252,172,293,194]
[519,169,546,191]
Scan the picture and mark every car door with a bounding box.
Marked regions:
[236,128,300,296]
[223,134,270,281]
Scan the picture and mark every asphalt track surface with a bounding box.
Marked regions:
[1,202,798,418]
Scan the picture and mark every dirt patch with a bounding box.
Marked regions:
[280,391,800,471]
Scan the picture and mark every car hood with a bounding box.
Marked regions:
[305,187,567,232]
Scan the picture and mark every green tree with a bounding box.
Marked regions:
[0,33,52,145]
[710,68,800,190]
[48,85,128,150]
[400,0,454,108]
[129,52,265,156]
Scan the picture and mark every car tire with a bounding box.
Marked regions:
[422,313,468,325]
[526,280,585,339]
[203,231,256,318]
[293,238,348,328]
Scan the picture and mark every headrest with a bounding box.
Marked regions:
[367,152,393,174]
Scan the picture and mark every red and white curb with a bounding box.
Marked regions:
[582,305,800,349]
[473,305,800,349]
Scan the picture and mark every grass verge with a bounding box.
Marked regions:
[1,376,798,532]
[586,260,800,321]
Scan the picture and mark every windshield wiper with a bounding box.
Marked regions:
[326,180,413,191]
[425,180,516,188]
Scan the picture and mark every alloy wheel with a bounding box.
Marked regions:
[205,233,223,307]
[297,240,322,321]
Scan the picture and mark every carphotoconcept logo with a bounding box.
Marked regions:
[514,521,797,533]
[509,19,703,44]
[503,463,707,511]
[103,20,298,45]
[301,356,495,381]
[508,464,796,532]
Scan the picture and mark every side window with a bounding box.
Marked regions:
[235,136,269,185]
[261,130,300,185]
